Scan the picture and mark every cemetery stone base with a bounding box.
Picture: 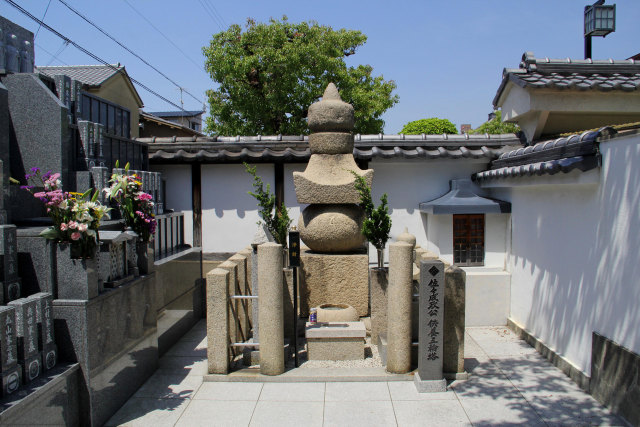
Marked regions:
[305,321,366,361]
[300,249,368,317]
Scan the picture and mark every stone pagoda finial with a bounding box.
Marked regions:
[293,83,373,252]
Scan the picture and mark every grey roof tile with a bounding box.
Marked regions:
[494,52,640,107]
[140,133,521,164]
[36,64,123,86]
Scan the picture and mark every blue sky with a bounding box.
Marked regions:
[2,0,639,133]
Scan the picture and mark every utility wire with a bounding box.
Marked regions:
[34,0,52,41]
[3,0,186,112]
[121,0,204,73]
[206,0,227,28]
[198,0,224,31]
[36,41,69,65]
[56,0,204,106]
[46,40,69,66]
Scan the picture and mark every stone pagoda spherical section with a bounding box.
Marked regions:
[294,83,373,252]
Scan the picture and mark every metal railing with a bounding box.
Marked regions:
[153,212,188,261]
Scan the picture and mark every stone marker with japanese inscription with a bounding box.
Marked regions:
[8,297,41,384]
[0,305,21,396]
[1,224,22,303]
[415,259,447,392]
[30,292,57,371]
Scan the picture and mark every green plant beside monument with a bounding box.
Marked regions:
[351,171,391,268]
[244,162,292,247]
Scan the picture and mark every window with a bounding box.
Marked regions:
[453,214,484,266]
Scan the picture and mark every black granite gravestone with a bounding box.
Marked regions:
[8,297,41,383]
[30,292,57,371]
[0,305,21,396]
[1,224,22,303]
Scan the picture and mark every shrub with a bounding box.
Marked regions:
[400,118,457,135]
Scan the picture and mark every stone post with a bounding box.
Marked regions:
[370,267,389,345]
[415,259,447,392]
[218,260,240,355]
[386,242,413,374]
[258,242,284,375]
[444,265,466,378]
[229,253,250,346]
[207,267,229,374]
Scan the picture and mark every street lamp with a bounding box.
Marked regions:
[584,0,616,59]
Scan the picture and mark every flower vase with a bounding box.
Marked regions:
[136,241,154,275]
[56,242,99,300]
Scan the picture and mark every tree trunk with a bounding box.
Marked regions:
[377,248,384,269]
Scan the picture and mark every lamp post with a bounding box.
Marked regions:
[584,0,616,59]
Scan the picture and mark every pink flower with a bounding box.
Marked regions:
[68,221,78,229]
[60,223,68,231]
[137,192,153,201]
[78,223,88,232]
[34,192,46,199]
[71,232,81,241]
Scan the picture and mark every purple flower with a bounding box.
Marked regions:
[20,185,34,190]
[30,167,40,173]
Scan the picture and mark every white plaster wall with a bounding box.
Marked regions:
[151,165,193,246]
[284,163,306,230]
[201,163,275,253]
[368,159,488,263]
[492,132,640,373]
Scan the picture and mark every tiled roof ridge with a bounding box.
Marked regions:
[137,133,520,144]
[37,63,122,69]
[518,51,639,73]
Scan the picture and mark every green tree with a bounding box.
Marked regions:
[400,118,457,135]
[351,171,392,268]
[244,163,292,246]
[203,16,398,135]
[470,110,520,134]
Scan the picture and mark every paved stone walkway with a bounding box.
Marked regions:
[106,321,627,426]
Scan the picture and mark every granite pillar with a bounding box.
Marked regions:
[0,305,21,396]
[8,297,41,384]
[206,267,230,374]
[444,265,466,377]
[415,259,447,392]
[258,243,284,376]
[218,260,240,355]
[370,267,389,345]
[1,224,21,302]
[386,242,413,374]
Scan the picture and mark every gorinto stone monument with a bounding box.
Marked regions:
[295,84,370,316]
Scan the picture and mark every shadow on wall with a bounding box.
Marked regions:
[513,137,640,373]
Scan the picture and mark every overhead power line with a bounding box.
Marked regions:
[3,0,186,112]
[197,0,225,31]
[36,41,69,66]
[34,0,52,41]
[56,0,204,106]
[121,0,205,73]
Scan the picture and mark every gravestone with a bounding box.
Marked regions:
[90,166,109,203]
[30,292,57,371]
[414,259,447,392]
[53,74,72,124]
[8,297,41,383]
[94,122,105,166]
[78,120,96,169]
[0,305,21,396]
[1,224,22,303]
[71,79,83,121]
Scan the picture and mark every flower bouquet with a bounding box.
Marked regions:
[105,162,157,243]
[23,168,110,259]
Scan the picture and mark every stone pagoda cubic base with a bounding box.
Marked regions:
[306,321,366,361]
[299,249,368,317]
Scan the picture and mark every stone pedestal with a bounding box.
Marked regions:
[306,321,365,361]
[56,243,99,300]
[300,249,368,317]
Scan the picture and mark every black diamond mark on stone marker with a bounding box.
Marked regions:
[429,266,440,276]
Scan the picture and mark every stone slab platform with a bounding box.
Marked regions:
[300,250,369,317]
[305,321,366,361]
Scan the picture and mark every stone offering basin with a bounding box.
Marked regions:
[316,303,359,322]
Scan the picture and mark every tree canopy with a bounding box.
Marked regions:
[400,118,457,135]
[203,17,398,135]
[470,111,520,134]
